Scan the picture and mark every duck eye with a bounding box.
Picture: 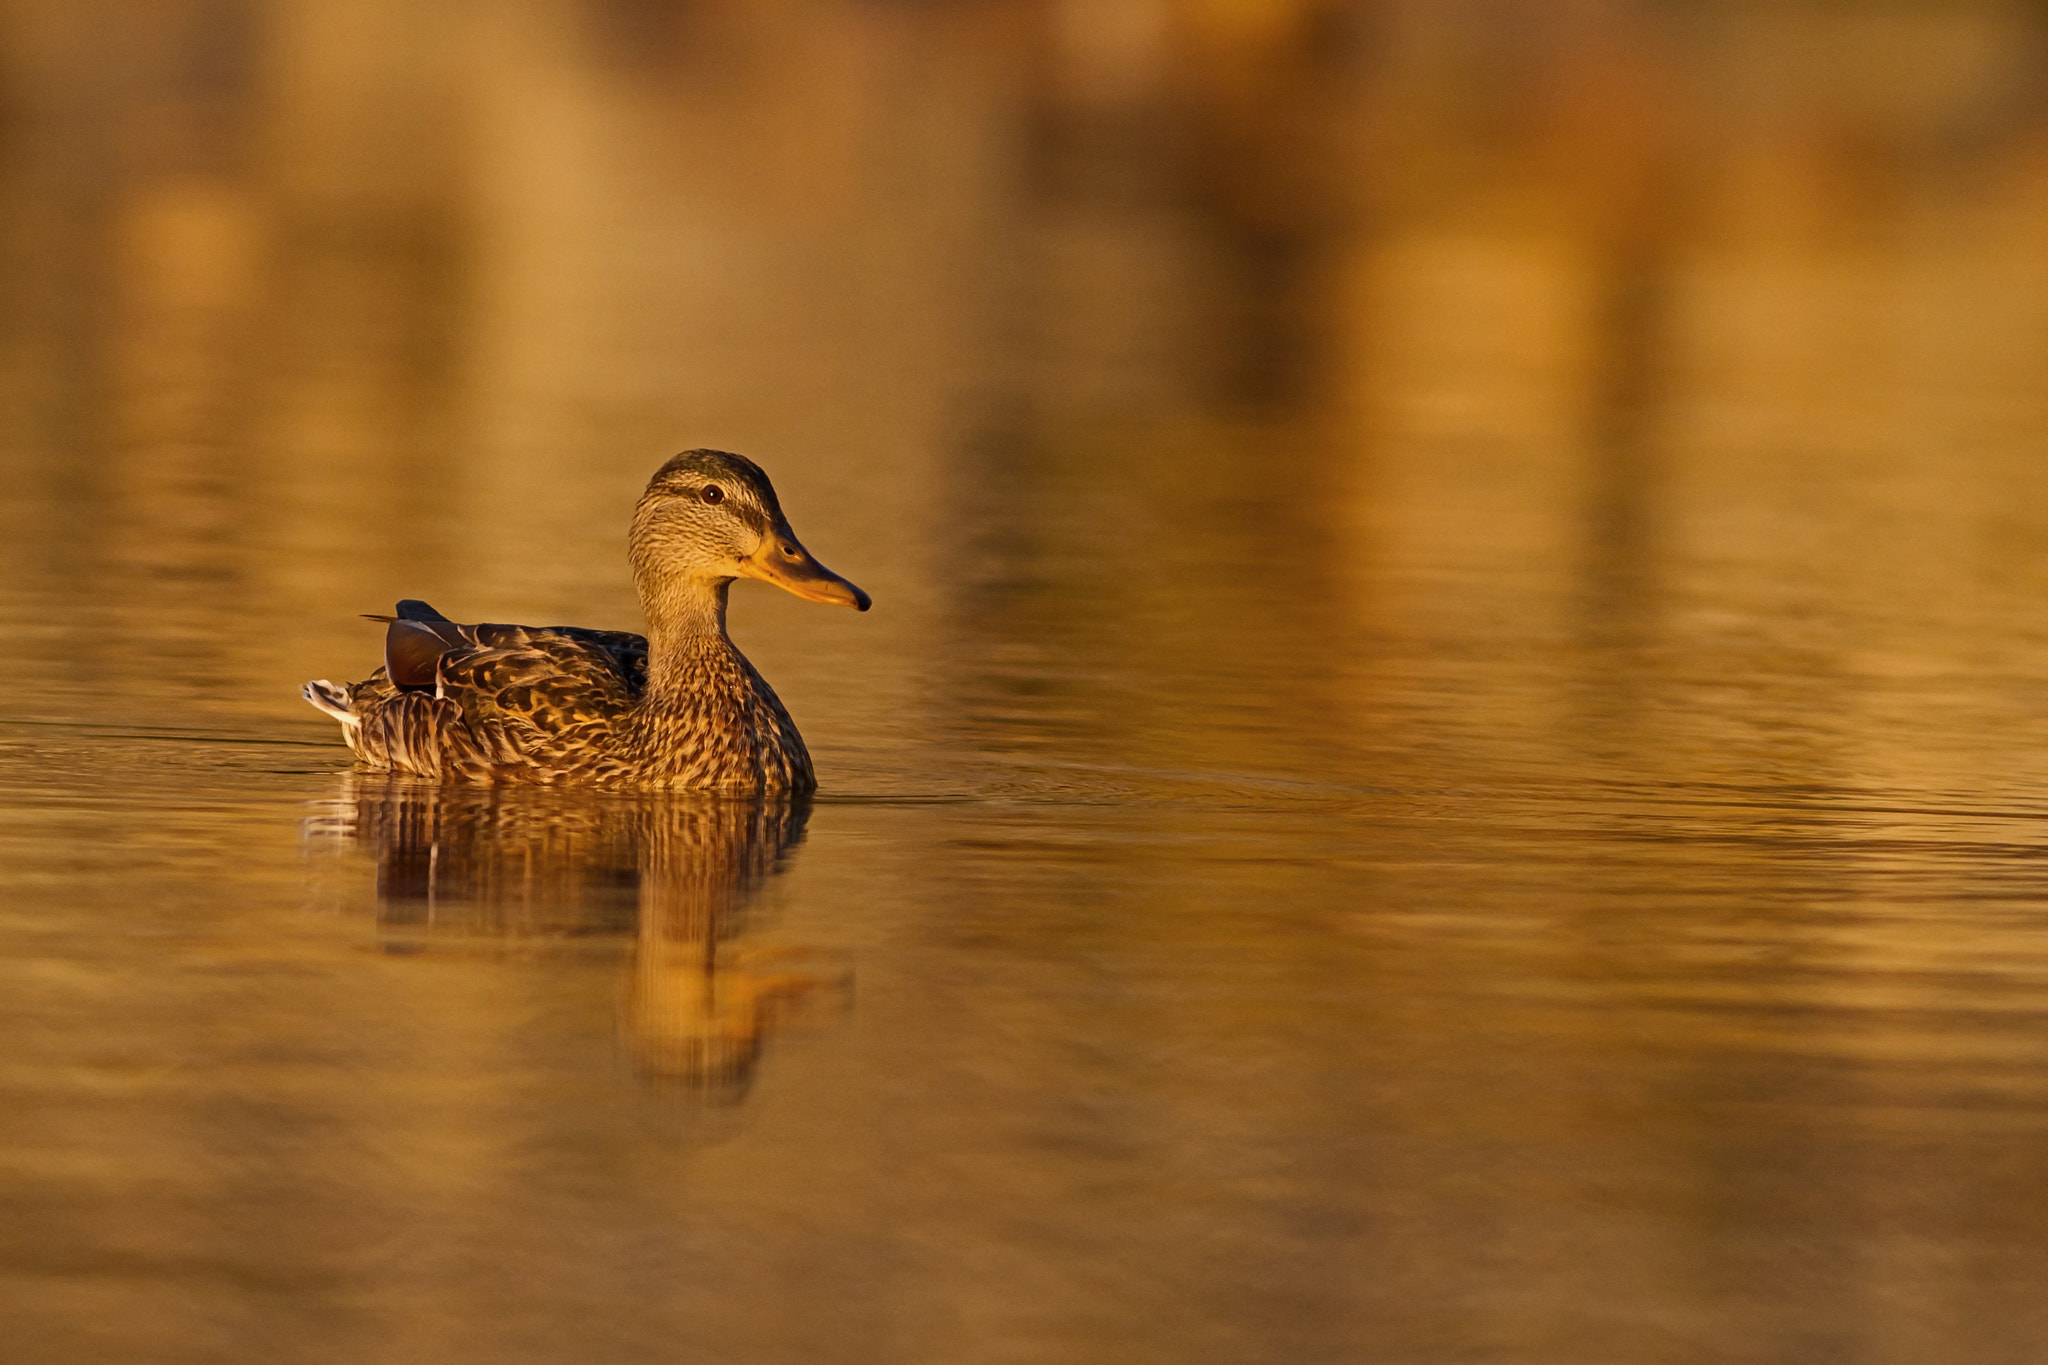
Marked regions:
[700,484,724,505]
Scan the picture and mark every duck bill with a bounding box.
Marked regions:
[738,524,871,611]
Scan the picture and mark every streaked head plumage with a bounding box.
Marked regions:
[631,449,869,612]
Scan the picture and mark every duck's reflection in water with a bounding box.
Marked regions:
[311,774,846,1092]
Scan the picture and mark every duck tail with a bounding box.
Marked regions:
[302,679,357,726]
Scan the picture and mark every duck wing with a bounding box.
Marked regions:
[348,608,649,781]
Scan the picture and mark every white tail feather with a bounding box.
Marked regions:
[302,680,358,727]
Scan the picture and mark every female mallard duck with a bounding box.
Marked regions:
[302,450,868,793]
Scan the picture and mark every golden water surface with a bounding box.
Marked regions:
[6,3,2048,1362]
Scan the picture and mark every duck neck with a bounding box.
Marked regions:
[639,576,735,699]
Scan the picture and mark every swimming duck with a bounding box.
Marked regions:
[302,450,869,793]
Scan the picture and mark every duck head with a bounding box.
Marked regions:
[630,449,871,620]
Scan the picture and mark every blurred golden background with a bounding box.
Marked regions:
[5,1,2048,787]
[8,3,2048,1363]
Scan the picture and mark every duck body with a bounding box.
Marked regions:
[308,603,813,792]
[302,451,867,794]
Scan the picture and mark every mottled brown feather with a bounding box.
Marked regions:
[323,616,811,793]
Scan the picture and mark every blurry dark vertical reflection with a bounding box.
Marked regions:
[312,777,842,1094]
[1581,247,1664,654]
[1569,12,1684,734]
